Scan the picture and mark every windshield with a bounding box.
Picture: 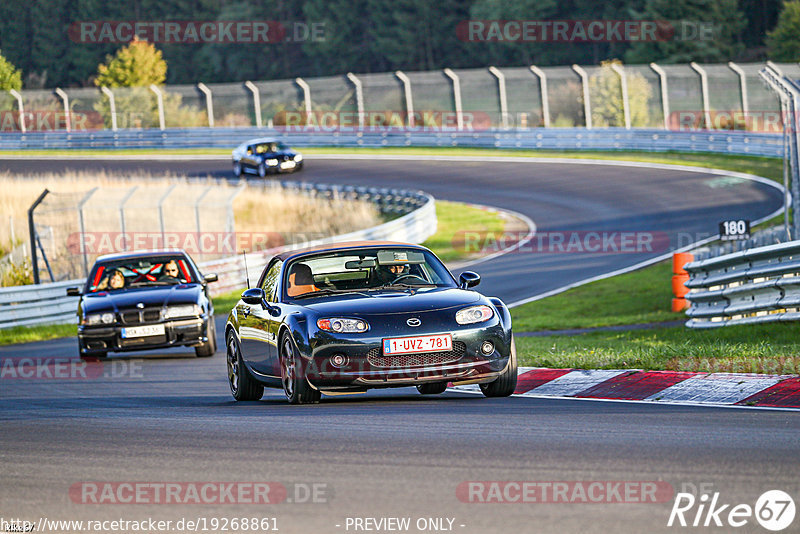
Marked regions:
[85,256,196,293]
[255,142,287,153]
[283,247,456,299]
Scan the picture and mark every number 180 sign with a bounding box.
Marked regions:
[719,219,750,241]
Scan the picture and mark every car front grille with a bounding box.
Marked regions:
[367,341,466,368]
[120,309,162,325]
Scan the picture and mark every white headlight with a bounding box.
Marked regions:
[83,314,102,325]
[294,154,303,162]
[317,318,368,333]
[164,304,200,319]
[455,305,494,325]
[267,158,279,166]
[101,312,115,324]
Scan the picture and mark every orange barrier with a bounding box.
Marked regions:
[671,252,694,312]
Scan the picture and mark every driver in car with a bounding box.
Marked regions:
[159,260,182,282]
[374,263,409,285]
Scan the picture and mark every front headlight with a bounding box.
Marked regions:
[317,318,368,333]
[83,312,115,325]
[455,305,494,325]
[294,154,303,162]
[163,304,201,319]
[266,158,279,166]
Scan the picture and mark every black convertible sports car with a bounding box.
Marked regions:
[67,250,219,359]
[231,137,303,177]
[225,241,517,404]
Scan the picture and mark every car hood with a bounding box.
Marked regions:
[82,284,202,314]
[300,287,483,316]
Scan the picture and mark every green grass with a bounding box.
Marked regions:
[516,323,800,375]
[511,260,682,332]
[421,200,508,263]
[0,323,76,346]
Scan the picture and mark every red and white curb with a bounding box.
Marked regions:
[449,368,800,409]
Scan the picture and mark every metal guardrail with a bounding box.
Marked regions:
[684,240,800,328]
[0,183,435,330]
[0,127,784,157]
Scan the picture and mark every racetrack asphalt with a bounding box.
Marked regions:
[1,156,797,533]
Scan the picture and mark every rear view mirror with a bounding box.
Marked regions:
[241,287,265,305]
[345,259,377,269]
[459,271,481,289]
[66,287,81,296]
[204,273,218,283]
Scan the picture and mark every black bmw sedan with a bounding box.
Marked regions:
[232,137,303,178]
[225,241,517,404]
[67,250,219,359]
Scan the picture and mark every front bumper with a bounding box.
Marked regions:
[78,316,211,354]
[303,323,511,391]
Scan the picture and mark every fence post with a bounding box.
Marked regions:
[295,77,312,119]
[244,81,262,128]
[395,71,415,128]
[54,88,71,132]
[610,63,631,129]
[727,62,748,117]
[690,62,711,129]
[149,85,166,130]
[488,66,508,129]
[227,185,246,235]
[443,68,463,131]
[27,189,49,284]
[571,65,592,129]
[158,184,176,247]
[119,186,138,251]
[649,63,670,129]
[346,72,365,130]
[77,187,99,278]
[9,89,25,133]
[529,66,550,127]
[100,86,117,131]
[195,185,213,237]
[197,83,214,127]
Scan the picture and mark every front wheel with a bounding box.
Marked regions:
[195,320,217,357]
[226,332,263,401]
[480,336,517,398]
[257,163,267,178]
[233,161,242,177]
[280,334,321,404]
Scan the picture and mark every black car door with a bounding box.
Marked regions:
[239,260,281,377]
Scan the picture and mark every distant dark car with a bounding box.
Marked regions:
[225,241,517,404]
[232,137,303,177]
[67,250,219,359]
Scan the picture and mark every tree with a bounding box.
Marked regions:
[625,0,746,63]
[767,0,800,61]
[589,59,653,127]
[94,37,167,88]
[0,49,22,91]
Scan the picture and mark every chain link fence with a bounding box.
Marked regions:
[1,61,789,133]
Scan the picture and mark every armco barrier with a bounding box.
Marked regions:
[0,184,435,330]
[684,241,800,328]
[0,127,784,157]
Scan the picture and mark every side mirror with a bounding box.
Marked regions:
[204,273,218,283]
[459,271,481,289]
[66,287,82,297]
[241,287,265,305]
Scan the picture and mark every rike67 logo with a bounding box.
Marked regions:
[668,488,796,531]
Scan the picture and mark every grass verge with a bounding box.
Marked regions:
[0,323,76,346]
[515,323,800,375]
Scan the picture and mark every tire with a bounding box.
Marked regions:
[233,161,242,177]
[257,163,267,178]
[417,382,448,395]
[226,331,264,401]
[280,333,321,404]
[195,320,217,357]
[480,335,518,398]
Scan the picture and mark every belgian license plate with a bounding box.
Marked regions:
[383,334,452,355]
[280,161,296,169]
[121,324,165,338]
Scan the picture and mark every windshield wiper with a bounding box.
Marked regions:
[379,282,437,290]
[293,288,371,299]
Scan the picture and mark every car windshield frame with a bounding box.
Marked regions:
[84,255,199,293]
[281,247,457,302]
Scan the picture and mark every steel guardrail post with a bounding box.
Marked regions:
[571,65,592,129]
[244,81,262,128]
[27,189,49,285]
[395,71,415,128]
[443,68,464,131]
[197,83,215,128]
[610,63,631,129]
[529,66,550,128]
[100,86,118,131]
[650,63,670,129]
[9,89,26,133]
[54,88,71,132]
[488,66,509,129]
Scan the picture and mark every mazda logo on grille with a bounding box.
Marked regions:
[407,318,421,327]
